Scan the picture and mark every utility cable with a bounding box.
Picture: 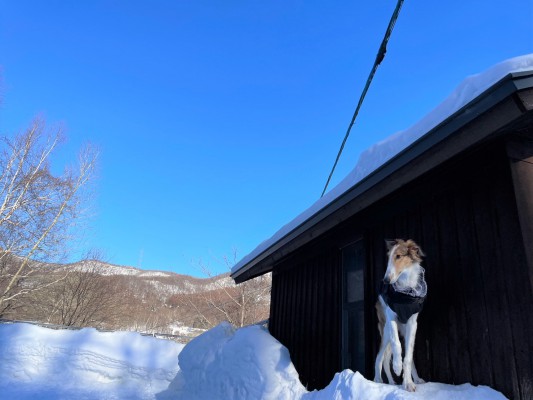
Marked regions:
[321,0,405,198]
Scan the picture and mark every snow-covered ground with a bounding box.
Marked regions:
[0,323,184,400]
[0,321,507,400]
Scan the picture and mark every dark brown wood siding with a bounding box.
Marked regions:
[269,245,341,390]
[268,139,533,399]
[507,135,533,295]
[361,140,533,399]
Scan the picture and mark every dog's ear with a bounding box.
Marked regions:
[407,241,425,261]
[385,239,397,251]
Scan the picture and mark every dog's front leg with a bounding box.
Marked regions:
[402,314,419,392]
[387,317,403,376]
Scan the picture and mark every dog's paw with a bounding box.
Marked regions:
[413,377,425,384]
[403,381,416,392]
[393,358,403,376]
[373,374,383,384]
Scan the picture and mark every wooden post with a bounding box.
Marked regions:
[507,136,533,295]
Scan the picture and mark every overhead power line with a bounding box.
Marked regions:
[320,0,406,198]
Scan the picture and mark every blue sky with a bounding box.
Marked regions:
[1,1,531,276]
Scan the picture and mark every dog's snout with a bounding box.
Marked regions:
[383,276,391,284]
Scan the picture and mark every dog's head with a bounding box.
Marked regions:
[383,239,425,284]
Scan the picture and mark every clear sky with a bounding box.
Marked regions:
[1,1,532,276]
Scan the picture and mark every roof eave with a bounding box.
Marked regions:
[232,71,533,283]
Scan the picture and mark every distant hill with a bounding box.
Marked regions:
[4,258,270,337]
[42,259,236,299]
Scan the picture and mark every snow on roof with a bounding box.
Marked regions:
[232,54,533,276]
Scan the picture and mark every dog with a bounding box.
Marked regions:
[374,239,427,392]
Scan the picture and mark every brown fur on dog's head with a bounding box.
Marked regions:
[386,239,424,261]
[384,239,425,283]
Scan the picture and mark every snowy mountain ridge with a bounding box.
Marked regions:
[40,259,234,297]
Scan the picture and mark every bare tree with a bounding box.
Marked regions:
[171,251,271,329]
[0,119,98,315]
[19,258,126,328]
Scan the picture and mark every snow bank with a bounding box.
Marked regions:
[304,370,507,400]
[232,53,533,276]
[0,322,184,400]
[161,322,508,400]
[158,322,306,400]
[0,321,508,399]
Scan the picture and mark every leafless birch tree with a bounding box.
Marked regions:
[0,119,98,315]
[171,251,271,329]
[20,258,125,328]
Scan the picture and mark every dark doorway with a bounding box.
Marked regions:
[341,239,366,375]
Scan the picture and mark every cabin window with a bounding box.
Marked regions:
[341,239,366,375]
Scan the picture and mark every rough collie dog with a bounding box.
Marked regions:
[374,239,427,392]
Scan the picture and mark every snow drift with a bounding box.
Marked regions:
[0,322,184,400]
[0,321,509,399]
[157,322,306,400]
[160,322,508,400]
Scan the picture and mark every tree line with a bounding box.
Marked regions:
[0,120,270,335]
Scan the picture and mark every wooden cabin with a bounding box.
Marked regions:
[231,64,533,400]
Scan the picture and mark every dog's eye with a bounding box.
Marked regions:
[395,254,401,259]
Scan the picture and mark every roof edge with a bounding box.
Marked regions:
[232,67,533,283]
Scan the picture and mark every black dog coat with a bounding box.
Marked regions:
[380,281,426,324]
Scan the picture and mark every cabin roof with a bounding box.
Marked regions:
[231,55,533,283]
